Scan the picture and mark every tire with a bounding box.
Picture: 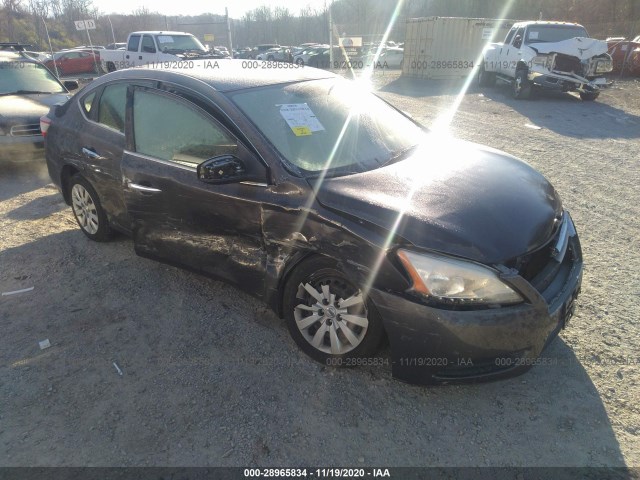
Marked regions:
[580,91,600,101]
[477,60,496,87]
[283,256,385,365]
[69,174,113,242]
[296,58,304,66]
[106,62,116,73]
[512,69,532,99]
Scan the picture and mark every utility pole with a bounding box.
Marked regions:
[329,0,334,66]
[226,7,233,58]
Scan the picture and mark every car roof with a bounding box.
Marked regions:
[91,59,336,93]
[513,21,585,28]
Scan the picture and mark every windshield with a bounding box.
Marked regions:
[525,25,589,44]
[230,78,423,177]
[155,34,206,53]
[0,61,65,95]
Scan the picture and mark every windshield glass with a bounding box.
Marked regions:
[525,25,589,44]
[230,78,423,177]
[0,61,65,95]
[155,34,206,52]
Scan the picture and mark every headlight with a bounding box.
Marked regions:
[595,58,613,74]
[532,55,553,70]
[397,250,523,305]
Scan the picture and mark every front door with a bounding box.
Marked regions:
[121,86,271,297]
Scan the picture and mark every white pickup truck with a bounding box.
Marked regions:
[100,31,225,73]
[479,21,613,101]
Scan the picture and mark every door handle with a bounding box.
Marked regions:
[126,54,130,59]
[138,56,142,60]
[82,147,105,160]
[127,181,162,193]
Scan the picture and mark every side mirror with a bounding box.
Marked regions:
[513,35,522,48]
[197,155,247,183]
[64,80,79,91]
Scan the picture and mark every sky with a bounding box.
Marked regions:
[94,0,330,18]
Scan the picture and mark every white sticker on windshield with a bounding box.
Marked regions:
[157,36,174,44]
[529,31,539,40]
[279,103,325,136]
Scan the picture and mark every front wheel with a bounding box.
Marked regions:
[296,58,304,66]
[283,257,385,365]
[579,91,600,101]
[512,69,532,99]
[69,174,113,242]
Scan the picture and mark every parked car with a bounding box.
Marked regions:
[105,42,126,50]
[100,31,225,72]
[256,47,292,62]
[248,44,280,59]
[293,45,329,65]
[378,47,404,69]
[307,47,351,69]
[606,37,640,76]
[42,61,582,385]
[0,50,76,162]
[44,49,101,76]
[480,21,613,101]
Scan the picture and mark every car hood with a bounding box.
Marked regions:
[529,37,608,59]
[312,139,562,265]
[0,93,70,128]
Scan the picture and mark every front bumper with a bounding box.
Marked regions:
[529,70,608,92]
[370,214,583,385]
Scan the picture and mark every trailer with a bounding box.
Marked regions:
[402,16,515,79]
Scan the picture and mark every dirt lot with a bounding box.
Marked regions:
[1,70,639,469]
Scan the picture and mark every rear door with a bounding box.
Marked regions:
[121,85,272,296]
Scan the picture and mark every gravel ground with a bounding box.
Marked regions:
[0,71,639,469]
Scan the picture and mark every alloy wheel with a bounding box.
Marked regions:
[71,183,99,235]
[293,277,369,355]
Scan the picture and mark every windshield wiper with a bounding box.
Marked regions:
[380,144,419,167]
[0,90,59,96]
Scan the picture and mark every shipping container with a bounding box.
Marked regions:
[403,16,515,79]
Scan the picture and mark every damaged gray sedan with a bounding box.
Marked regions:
[42,62,583,384]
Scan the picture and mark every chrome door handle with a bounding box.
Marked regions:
[82,147,105,160]
[127,182,162,193]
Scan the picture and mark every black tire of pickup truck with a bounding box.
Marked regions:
[478,61,496,87]
[512,69,532,100]
[106,62,116,73]
[580,91,600,101]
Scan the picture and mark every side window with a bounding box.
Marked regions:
[127,35,140,52]
[81,91,97,115]
[141,35,156,53]
[98,83,127,133]
[504,27,516,45]
[133,89,237,167]
[512,28,525,47]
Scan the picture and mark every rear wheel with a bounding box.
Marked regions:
[296,58,304,66]
[69,174,113,242]
[106,62,116,73]
[284,257,384,365]
[512,69,532,99]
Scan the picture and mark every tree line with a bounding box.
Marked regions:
[1,0,639,51]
